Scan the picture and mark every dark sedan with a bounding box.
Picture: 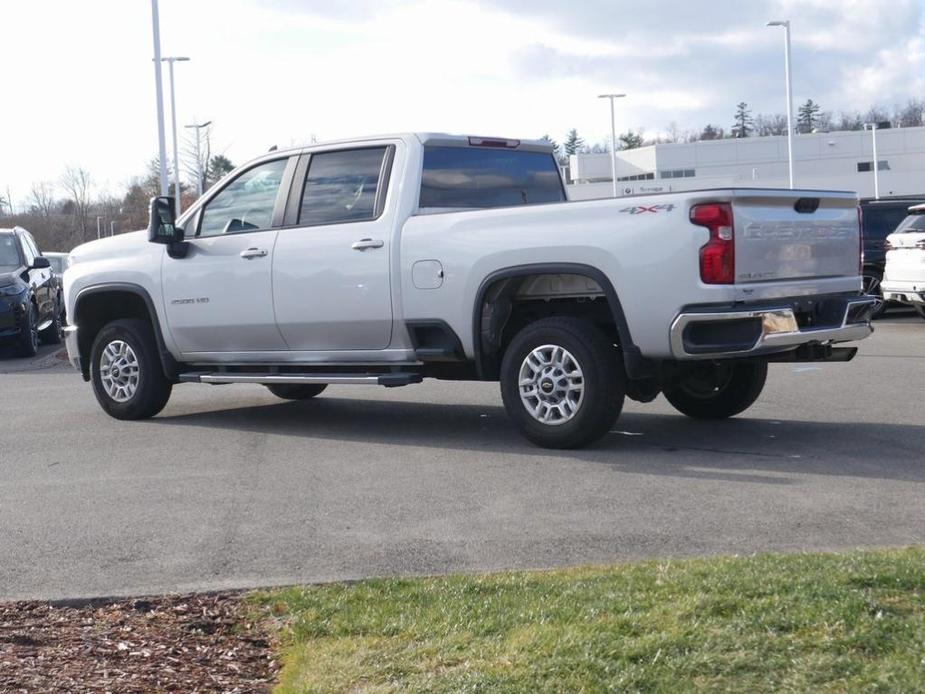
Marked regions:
[0,227,63,357]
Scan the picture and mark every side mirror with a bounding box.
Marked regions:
[147,196,183,244]
[31,256,51,269]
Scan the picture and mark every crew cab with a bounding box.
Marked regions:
[63,133,875,448]
[1,227,63,357]
[882,203,925,319]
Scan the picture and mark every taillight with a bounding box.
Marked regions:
[691,203,734,284]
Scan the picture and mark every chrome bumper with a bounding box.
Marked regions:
[669,297,876,360]
[64,325,81,370]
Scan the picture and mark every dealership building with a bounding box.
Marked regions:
[566,124,925,200]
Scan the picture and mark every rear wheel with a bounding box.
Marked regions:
[90,319,172,420]
[16,302,39,357]
[500,317,625,449]
[862,271,888,318]
[40,298,64,345]
[266,383,328,400]
[663,361,767,420]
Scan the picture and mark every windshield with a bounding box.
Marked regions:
[0,234,21,269]
[419,146,566,210]
[894,212,925,234]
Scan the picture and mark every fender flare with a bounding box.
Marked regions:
[74,282,179,381]
[471,262,649,380]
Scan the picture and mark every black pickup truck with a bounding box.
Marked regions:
[0,227,63,357]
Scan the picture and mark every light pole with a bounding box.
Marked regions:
[110,221,116,237]
[598,93,626,198]
[161,56,190,217]
[767,20,794,189]
[96,216,101,240]
[150,0,168,197]
[865,123,880,200]
[184,120,212,197]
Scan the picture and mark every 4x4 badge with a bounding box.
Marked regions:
[619,204,676,214]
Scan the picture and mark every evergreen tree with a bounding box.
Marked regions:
[699,124,724,141]
[563,129,585,155]
[618,130,645,150]
[732,102,754,138]
[207,155,235,188]
[797,99,822,132]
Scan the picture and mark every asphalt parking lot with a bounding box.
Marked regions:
[1,315,923,601]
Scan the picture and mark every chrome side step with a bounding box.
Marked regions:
[179,372,422,387]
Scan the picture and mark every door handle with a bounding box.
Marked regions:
[240,248,268,259]
[351,238,384,251]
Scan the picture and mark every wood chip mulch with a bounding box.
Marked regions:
[0,592,279,693]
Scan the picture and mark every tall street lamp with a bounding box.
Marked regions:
[150,0,168,196]
[864,123,880,200]
[598,93,626,198]
[184,120,212,197]
[767,20,794,189]
[161,56,190,217]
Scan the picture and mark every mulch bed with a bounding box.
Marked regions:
[0,592,279,693]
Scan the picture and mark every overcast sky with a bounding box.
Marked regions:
[1,0,923,205]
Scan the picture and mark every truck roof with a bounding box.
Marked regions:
[261,132,556,157]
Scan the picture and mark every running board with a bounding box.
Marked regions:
[178,372,423,387]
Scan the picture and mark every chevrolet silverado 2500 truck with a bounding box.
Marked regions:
[63,133,875,448]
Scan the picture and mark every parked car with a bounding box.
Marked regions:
[63,133,874,448]
[859,196,925,317]
[0,227,64,356]
[882,204,925,320]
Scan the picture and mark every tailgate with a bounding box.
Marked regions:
[731,191,859,284]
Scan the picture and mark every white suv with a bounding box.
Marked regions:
[882,204,925,320]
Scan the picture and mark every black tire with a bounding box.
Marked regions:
[862,271,888,319]
[16,302,40,358]
[90,319,172,420]
[40,297,64,345]
[500,317,625,449]
[663,361,768,420]
[914,304,925,320]
[266,383,328,400]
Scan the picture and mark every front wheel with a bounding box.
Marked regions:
[663,361,767,420]
[266,383,327,400]
[500,317,625,449]
[16,302,40,357]
[90,319,172,420]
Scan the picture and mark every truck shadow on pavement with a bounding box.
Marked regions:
[156,396,925,486]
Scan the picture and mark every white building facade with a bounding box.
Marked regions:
[567,125,925,201]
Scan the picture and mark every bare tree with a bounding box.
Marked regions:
[182,123,213,194]
[29,181,56,217]
[61,166,92,241]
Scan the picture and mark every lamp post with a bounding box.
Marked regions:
[766,20,794,189]
[149,0,168,197]
[184,120,212,197]
[598,93,626,198]
[161,56,190,217]
[865,123,880,200]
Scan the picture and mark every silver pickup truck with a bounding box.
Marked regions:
[64,133,875,448]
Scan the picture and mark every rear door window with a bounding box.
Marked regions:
[298,147,390,226]
[0,235,21,267]
[419,146,565,209]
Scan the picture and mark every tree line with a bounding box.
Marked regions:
[544,98,925,161]
[0,126,235,253]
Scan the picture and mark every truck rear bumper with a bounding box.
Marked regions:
[669,295,876,360]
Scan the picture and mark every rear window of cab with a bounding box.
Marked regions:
[419,146,565,210]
